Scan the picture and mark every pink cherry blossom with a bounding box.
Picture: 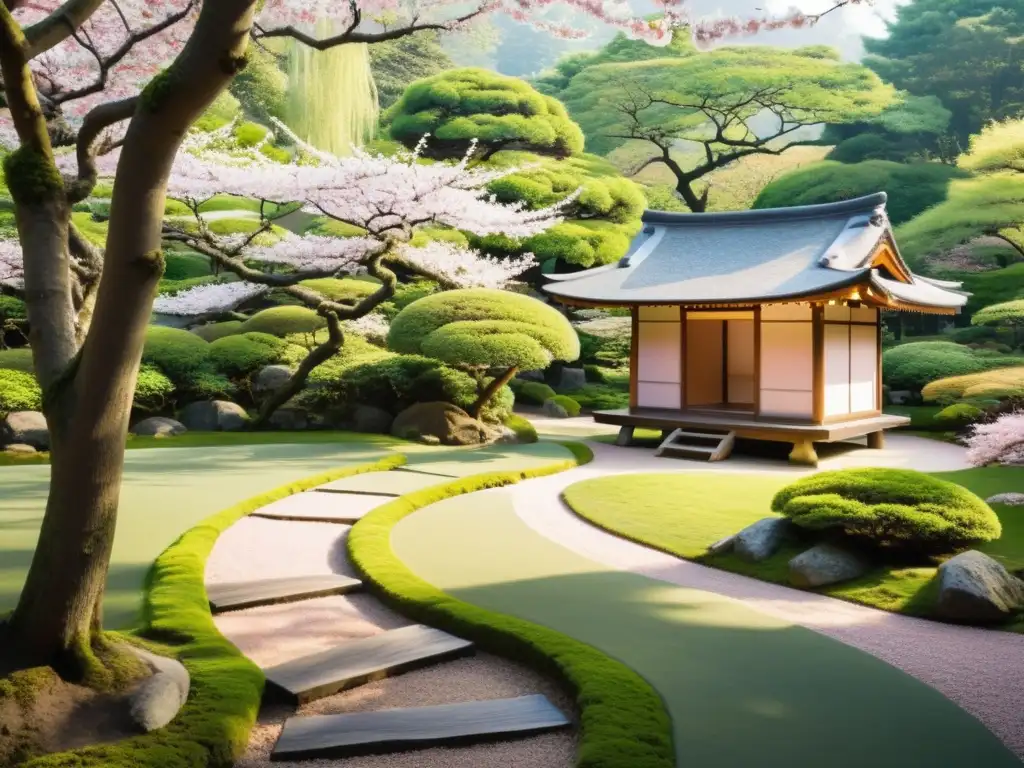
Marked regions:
[966,412,1024,467]
[343,312,390,343]
[152,280,268,315]
[395,240,536,289]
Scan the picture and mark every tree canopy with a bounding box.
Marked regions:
[752,160,968,225]
[863,0,1024,145]
[369,31,455,109]
[542,43,894,210]
[383,68,585,159]
[823,95,954,163]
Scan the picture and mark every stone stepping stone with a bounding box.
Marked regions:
[207,575,363,614]
[272,694,570,760]
[263,624,474,705]
[251,491,385,523]
[316,470,447,496]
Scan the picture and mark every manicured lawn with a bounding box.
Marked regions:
[561,467,1024,630]
[0,436,412,628]
[391,486,1018,768]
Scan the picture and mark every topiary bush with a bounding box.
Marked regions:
[141,326,233,401]
[240,306,327,338]
[298,277,380,303]
[922,366,1024,405]
[771,468,1001,556]
[191,321,244,342]
[934,402,984,428]
[133,365,175,413]
[546,394,581,416]
[882,341,1021,392]
[502,413,538,443]
[0,368,41,413]
[208,332,287,379]
[514,380,557,405]
[572,383,630,411]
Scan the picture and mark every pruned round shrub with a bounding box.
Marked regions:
[192,321,244,341]
[133,365,175,413]
[934,402,984,428]
[299,277,379,303]
[503,413,538,443]
[0,369,41,413]
[882,341,1019,392]
[240,306,327,337]
[770,468,1001,556]
[0,347,34,373]
[547,394,581,416]
[208,332,287,378]
[515,380,557,405]
[922,366,1024,404]
[142,326,211,383]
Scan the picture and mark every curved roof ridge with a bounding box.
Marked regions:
[642,192,887,226]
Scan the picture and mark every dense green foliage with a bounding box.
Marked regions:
[296,277,378,303]
[191,321,244,342]
[0,369,41,413]
[512,380,557,405]
[753,160,968,225]
[239,306,326,337]
[934,402,985,427]
[882,341,1023,392]
[347,447,674,768]
[771,468,1001,555]
[163,251,214,282]
[208,333,288,378]
[388,289,579,372]
[229,44,288,124]
[973,299,1024,334]
[863,0,1024,144]
[132,365,176,413]
[961,263,1024,312]
[546,394,581,416]
[922,366,1024,404]
[502,413,538,443]
[384,68,584,159]
[823,95,955,163]
[141,327,232,401]
[959,119,1024,175]
[369,31,454,109]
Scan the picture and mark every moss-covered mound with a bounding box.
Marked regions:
[922,366,1024,404]
[882,341,1021,392]
[0,369,41,413]
[240,306,326,337]
[771,468,1001,556]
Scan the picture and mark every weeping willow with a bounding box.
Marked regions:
[286,21,379,157]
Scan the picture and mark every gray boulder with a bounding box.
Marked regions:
[936,550,1024,623]
[707,534,736,556]
[543,398,569,418]
[132,416,186,437]
[888,389,913,405]
[127,646,190,732]
[788,543,870,588]
[254,364,292,393]
[179,400,249,431]
[268,407,308,431]
[4,443,36,454]
[734,518,792,562]
[2,411,49,450]
[350,404,394,434]
[516,369,546,383]
[558,367,587,392]
[986,493,1024,507]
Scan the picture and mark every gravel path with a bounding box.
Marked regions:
[507,438,1024,759]
[204,460,578,768]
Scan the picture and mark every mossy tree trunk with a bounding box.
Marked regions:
[5,0,257,674]
[469,365,517,419]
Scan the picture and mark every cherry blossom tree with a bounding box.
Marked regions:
[0,0,869,676]
[966,412,1024,467]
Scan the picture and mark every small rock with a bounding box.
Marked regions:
[1,411,49,450]
[128,646,190,732]
[516,369,546,383]
[558,367,587,392]
[935,550,1024,623]
[788,543,870,588]
[391,401,490,446]
[131,417,187,437]
[179,400,249,432]
[734,518,792,562]
[350,404,394,434]
[268,407,308,431]
[986,493,1024,507]
[493,425,520,445]
[708,534,736,555]
[4,443,36,454]
[543,399,570,418]
[254,365,292,393]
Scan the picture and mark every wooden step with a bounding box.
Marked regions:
[208,575,363,614]
[271,694,570,761]
[263,625,474,704]
[251,491,385,524]
[316,470,448,496]
[655,428,736,462]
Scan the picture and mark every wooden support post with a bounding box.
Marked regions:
[867,431,885,450]
[788,439,819,467]
[615,426,636,447]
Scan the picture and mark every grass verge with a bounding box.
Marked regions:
[561,468,1024,632]
[348,442,674,768]
[19,453,405,767]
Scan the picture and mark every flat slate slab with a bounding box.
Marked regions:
[272,694,570,760]
[263,624,474,704]
[316,470,447,496]
[251,491,385,523]
[207,575,363,613]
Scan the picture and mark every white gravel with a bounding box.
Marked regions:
[204,483,577,768]
[508,438,1024,758]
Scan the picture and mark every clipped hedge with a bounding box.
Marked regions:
[207,333,287,378]
[922,366,1024,405]
[141,327,233,400]
[347,442,674,768]
[22,454,406,768]
[0,369,41,413]
[547,394,582,416]
[771,468,1001,556]
[502,413,538,443]
[133,366,175,413]
[192,322,244,342]
[513,380,557,405]
[240,307,326,338]
[934,403,985,428]
[882,341,1022,392]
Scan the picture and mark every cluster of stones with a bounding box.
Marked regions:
[710,517,1024,625]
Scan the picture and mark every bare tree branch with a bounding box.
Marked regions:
[67,95,138,202]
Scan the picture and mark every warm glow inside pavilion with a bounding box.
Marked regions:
[542,193,969,465]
